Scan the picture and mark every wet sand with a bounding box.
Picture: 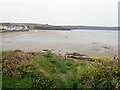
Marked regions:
[0,30,118,58]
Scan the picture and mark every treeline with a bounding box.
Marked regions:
[27,24,119,30]
[28,24,71,30]
[64,26,118,30]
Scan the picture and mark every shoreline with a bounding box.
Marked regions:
[1,48,118,59]
[1,50,119,64]
[0,29,72,33]
[0,28,118,33]
[0,30,29,33]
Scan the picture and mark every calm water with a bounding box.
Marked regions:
[0,30,118,57]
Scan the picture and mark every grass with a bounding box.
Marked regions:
[93,46,113,52]
[2,51,16,59]
[0,75,2,89]
[2,50,120,89]
[93,49,101,51]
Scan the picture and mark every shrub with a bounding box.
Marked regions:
[74,57,120,89]
[3,63,55,89]
[2,50,120,89]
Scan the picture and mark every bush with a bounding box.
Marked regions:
[2,50,120,89]
[74,57,120,89]
[2,63,54,89]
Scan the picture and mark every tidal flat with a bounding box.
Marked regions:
[0,29,118,58]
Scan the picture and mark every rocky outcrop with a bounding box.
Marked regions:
[65,52,92,61]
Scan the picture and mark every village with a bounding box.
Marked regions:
[0,23,29,32]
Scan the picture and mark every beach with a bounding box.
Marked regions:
[1,30,118,58]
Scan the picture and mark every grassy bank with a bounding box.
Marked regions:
[2,50,120,89]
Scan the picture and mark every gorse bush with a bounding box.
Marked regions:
[44,50,54,60]
[90,56,120,88]
[2,50,120,89]
[3,63,54,88]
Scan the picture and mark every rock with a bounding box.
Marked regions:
[65,37,68,39]
[42,49,48,51]
[14,50,24,53]
[58,49,61,52]
[2,68,8,73]
[72,52,85,56]
[4,60,9,65]
[65,52,92,61]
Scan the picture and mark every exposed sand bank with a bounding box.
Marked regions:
[1,30,118,58]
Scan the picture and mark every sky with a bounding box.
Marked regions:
[0,0,119,26]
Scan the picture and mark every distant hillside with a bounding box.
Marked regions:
[64,26,118,30]
[28,24,71,30]
[0,22,119,30]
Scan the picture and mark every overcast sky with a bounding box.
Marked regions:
[0,0,119,26]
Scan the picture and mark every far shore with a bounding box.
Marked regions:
[0,29,72,33]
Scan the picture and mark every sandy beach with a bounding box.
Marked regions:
[1,30,118,58]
